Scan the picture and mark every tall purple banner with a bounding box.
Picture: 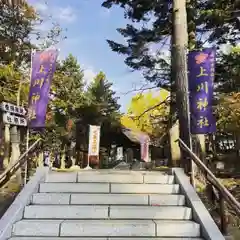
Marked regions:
[188,48,216,134]
[28,49,58,128]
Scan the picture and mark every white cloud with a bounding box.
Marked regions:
[83,66,96,87]
[33,1,77,24]
[53,7,77,23]
[34,2,48,12]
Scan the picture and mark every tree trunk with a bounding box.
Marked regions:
[168,8,180,167]
[169,121,181,167]
[172,0,192,173]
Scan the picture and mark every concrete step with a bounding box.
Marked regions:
[39,183,180,194]
[45,172,174,184]
[24,205,108,219]
[12,220,200,237]
[39,183,110,193]
[109,206,192,220]
[111,183,179,194]
[31,193,185,205]
[24,205,192,220]
[143,174,174,184]
[74,170,169,174]
[9,238,204,240]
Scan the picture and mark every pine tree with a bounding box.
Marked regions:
[86,71,121,125]
[52,54,84,117]
[44,54,85,149]
[101,0,239,86]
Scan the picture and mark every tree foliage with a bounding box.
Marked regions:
[72,72,121,151]
[217,93,240,133]
[39,59,122,153]
[101,0,239,87]
[215,46,240,93]
[121,89,169,138]
[0,63,30,105]
[86,71,121,125]
[216,47,240,133]
[0,1,36,65]
[40,54,85,148]
[0,1,122,169]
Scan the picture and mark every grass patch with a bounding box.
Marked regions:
[196,178,240,240]
[0,177,21,217]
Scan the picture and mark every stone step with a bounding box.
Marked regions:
[31,193,185,205]
[71,169,168,174]
[39,183,180,194]
[111,183,179,194]
[45,172,174,184]
[24,205,192,220]
[24,205,108,219]
[109,206,192,220]
[39,183,109,193]
[9,238,204,240]
[12,220,200,237]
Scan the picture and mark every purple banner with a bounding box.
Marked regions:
[28,49,58,128]
[188,48,216,134]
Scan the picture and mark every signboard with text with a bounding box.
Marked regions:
[2,113,27,126]
[116,147,123,160]
[188,48,216,134]
[88,125,101,156]
[0,102,26,116]
[0,101,27,126]
[28,49,59,128]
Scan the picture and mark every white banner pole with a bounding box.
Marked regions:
[84,125,100,170]
[84,154,92,170]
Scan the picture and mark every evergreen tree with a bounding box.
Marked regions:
[0,1,36,65]
[52,54,84,116]
[45,54,85,148]
[101,0,238,86]
[87,71,120,124]
[215,46,240,94]
[73,71,121,161]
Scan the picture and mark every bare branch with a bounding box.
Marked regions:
[120,85,158,96]
[134,95,171,120]
[119,79,158,96]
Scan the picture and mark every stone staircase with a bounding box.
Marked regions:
[0,168,225,240]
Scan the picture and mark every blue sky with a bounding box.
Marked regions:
[28,0,149,112]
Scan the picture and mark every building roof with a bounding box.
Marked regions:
[122,128,150,144]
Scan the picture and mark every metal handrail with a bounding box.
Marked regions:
[0,138,42,187]
[178,138,240,234]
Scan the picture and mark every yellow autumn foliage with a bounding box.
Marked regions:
[217,93,240,133]
[121,88,170,137]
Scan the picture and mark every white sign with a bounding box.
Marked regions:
[1,102,27,116]
[3,113,27,126]
[88,125,101,156]
[116,147,123,160]
[216,161,225,170]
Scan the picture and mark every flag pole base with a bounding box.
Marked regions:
[83,165,92,170]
